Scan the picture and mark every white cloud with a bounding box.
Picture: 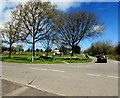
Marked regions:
[12,42,32,47]
[21,43,31,47]
[0,2,14,25]
[0,0,29,25]
[92,25,104,33]
[12,42,44,48]
[2,9,12,23]
[0,24,4,29]
[0,0,119,25]
[13,43,17,47]
[0,2,3,13]
[52,2,81,11]
[7,0,29,3]
[0,0,82,24]
[35,43,44,47]
[41,0,89,11]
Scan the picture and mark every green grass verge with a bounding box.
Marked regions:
[57,58,92,63]
[107,56,120,61]
[1,52,92,64]
[3,58,63,64]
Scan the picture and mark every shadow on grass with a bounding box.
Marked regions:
[57,58,87,60]
[0,57,9,61]
[12,57,28,60]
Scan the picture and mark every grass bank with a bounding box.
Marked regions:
[1,52,92,64]
[107,55,120,61]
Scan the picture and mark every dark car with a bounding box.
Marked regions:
[96,55,107,63]
[85,54,89,58]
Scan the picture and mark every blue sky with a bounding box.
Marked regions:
[0,1,118,50]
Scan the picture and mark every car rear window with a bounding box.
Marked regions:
[99,55,106,58]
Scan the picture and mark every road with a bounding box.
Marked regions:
[1,58,119,96]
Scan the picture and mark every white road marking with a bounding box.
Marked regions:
[86,73,119,79]
[30,68,64,73]
[31,68,47,70]
[86,73,101,77]
[107,76,119,79]
[26,84,37,88]
[50,69,64,72]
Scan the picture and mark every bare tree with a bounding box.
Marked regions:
[12,1,60,61]
[56,11,104,56]
[1,21,22,58]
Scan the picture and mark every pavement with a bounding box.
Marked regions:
[0,56,119,96]
[1,79,119,98]
[2,79,58,96]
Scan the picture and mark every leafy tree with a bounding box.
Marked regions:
[2,46,8,52]
[59,45,71,54]
[74,45,81,54]
[36,48,40,52]
[116,42,120,55]
[1,20,22,58]
[13,1,60,61]
[40,49,43,52]
[86,40,115,55]
[56,11,104,56]
[27,48,31,52]
[59,46,67,54]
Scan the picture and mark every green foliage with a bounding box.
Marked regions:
[2,46,8,52]
[116,42,120,55]
[73,46,81,54]
[108,56,120,61]
[59,45,71,54]
[85,40,115,55]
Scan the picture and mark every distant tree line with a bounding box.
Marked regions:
[59,45,81,54]
[84,40,120,55]
[2,46,8,52]
[2,45,24,53]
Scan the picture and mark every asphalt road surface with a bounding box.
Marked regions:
[1,57,119,96]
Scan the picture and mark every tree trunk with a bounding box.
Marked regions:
[46,51,49,57]
[9,43,12,58]
[32,39,35,61]
[71,46,74,57]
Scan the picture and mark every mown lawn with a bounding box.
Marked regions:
[107,55,120,61]
[1,52,92,63]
